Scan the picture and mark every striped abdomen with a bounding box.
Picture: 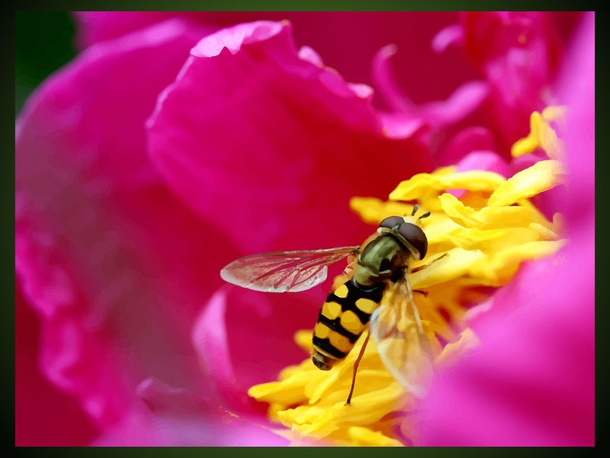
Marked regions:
[311,279,385,370]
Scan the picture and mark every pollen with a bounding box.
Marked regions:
[248,108,567,446]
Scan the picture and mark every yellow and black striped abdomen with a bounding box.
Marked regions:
[311,279,385,370]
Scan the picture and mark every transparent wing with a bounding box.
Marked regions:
[370,276,434,397]
[220,246,358,293]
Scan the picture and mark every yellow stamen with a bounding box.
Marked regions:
[511,106,567,160]
[488,160,566,207]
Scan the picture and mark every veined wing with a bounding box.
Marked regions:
[220,246,358,293]
[370,276,434,397]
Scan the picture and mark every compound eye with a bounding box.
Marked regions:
[398,223,428,259]
[379,216,404,230]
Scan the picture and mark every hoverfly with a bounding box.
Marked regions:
[220,206,438,404]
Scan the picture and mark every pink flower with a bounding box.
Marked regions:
[419,12,594,446]
[16,12,586,445]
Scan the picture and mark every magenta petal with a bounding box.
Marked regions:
[419,80,489,128]
[437,126,497,166]
[456,150,510,177]
[419,14,594,446]
[93,378,289,446]
[74,12,175,47]
[193,285,324,413]
[148,21,433,254]
[372,44,412,113]
[555,13,594,225]
[135,377,222,417]
[431,23,464,53]
[73,12,216,48]
[420,238,594,446]
[191,288,239,407]
[459,12,568,153]
[297,45,324,67]
[16,19,226,429]
[380,113,427,140]
[461,12,561,72]
[16,282,99,446]
[372,44,487,129]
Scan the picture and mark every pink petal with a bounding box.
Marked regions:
[243,12,474,104]
[93,378,289,446]
[431,23,464,53]
[371,44,411,113]
[297,45,324,67]
[419,13,594,446]
[147,20,433,255]
[193,285,326,413]
[461,12,558,70]
[455,150,510,177]
[73,12,216,48]
[77,12,482,111]
[420,239,594,446]
[418,80,489,128]
[509,150,547,174]
[372,44,488,129]
[437,126,497,166]
[74,12,171,47]
[16,282,99,446]
[380,112,427,140]
[459,12,574,154]
[191,288,240,410]
[16,19,225,430]
[555,13,595,225]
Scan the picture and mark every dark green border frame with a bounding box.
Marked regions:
[9,4,604,455]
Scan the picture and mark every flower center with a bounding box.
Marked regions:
[248,108,566,446]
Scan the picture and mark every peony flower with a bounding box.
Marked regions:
[16,12,587,446]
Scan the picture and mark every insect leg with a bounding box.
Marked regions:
[410,253,448,274]
[345,330,371,406]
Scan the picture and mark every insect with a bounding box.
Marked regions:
[220,205,439,405]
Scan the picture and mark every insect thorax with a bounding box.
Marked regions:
[353,234,410,288]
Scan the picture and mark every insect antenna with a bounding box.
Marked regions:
[409,204,431,220]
